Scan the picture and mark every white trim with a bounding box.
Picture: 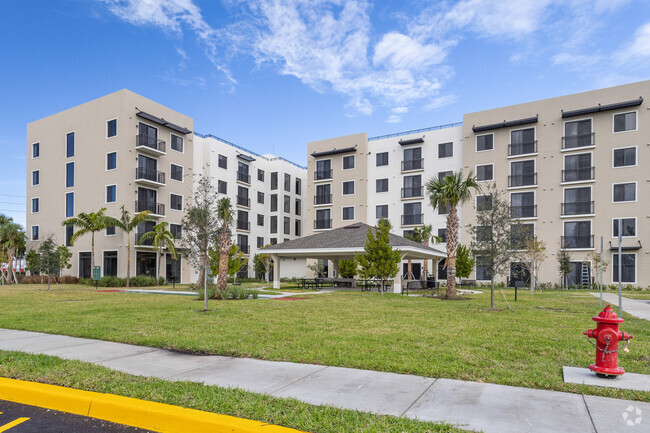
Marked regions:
[508,158,537,190]
[612,110,638,134]
[341,206,355,221]
[101,249,119,278]
[31,225,39,241]
[342,154,355,170]
[169,193,184,211]
[65,130,75,158]
[475,163,494,182]
[611,217,637,239]
[31,170,39,186]
[612,146,638,169]
[31,142,40,159]
[561,145,595,153]
[475,133,494,153]
[170,162,184,183]
[31,197,39,214]
[105,151,117,171]
[342,180,355,196]
[106,118,118,139]
[170,132,184,153]
[105,184,117,204]
[612,181,637,203]
[376,177,390,193]
[610,252,637,285]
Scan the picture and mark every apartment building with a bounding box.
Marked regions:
[306,125,463,278]
[462,80,649,287]
[27,90,307,283]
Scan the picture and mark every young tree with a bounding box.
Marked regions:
[557,248,572,290]
[455,244,475,279]
[216,197,234,294]
[356,219,401,295]
[426,171,481,299]
[57,245,72,275]
[208,244,247,285]
[253,252,271,281]
[307,260,326,277]
[587,251,609,292]
[62,208,118,271]
[469,184,521,309]
[114,206,152,288]
[25,249,40,277]
[138,221,177,282]
[339,259,357,278]
[38,234,61,291]
[518,237,547,294]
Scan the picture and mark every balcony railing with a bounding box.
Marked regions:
[562,133,595,150]
[135,167,165,184]
[561,235,594,249]
[135,200,165,216]
[314,170,333,181]
[401,186,423,198]
[314,219,332,230]
[237,171,251,184]
[236,220,250,231]
[136,135,166,153]
[238,244,250,254]
[401,158,424,171]
[510,205,537,218]
[236,195,251,207]
[135,231,153,246]
[562,167,595,183]
[561,201,594,216]
[401,213,423,225]
[508,173,537,188]
[508,141,537,156]
[314,194,332,205]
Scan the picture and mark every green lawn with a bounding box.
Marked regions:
[0,351,464,433]
[0,284,648,403]
[620,291,650,300]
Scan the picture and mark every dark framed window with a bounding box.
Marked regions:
[270,216,277,233]
[476,164,493,181]
[257,191,264,204]
[612,253,635,283]
[295,178,302,195]
[218,180,227,194]
[403,147,422,171]
[66,192,74,217]
[403,175,421,198]
[295,220,301,236]
[107,152,117,170]
[510,128,535,156]
[65,162,74,187]
[476,134,493,151]
[343,155,355,169]
[438,170,452,180]
[66,132,74,157]
[613,147,636,167]
[218,154,227,169]
[613,218,636,237]
[257,214,264,226]
[284,173,291,192]
[79,252,91,279]
[284,195,290,213]
[438,142,453,158]
[170,194,183,210]
[438,228,447,242]
[376,205,388,219]
[613,183,636,202]
[103,251,118,277]
[564,119,592,148]
[376,152,388,166]
[106,185,116,203]
[107,119,117,138]
[106,226,116,236]
[271,172,278,189]
[32,142,40,158]
[32,170,39,186]
[376,178,388,193]
[295,199,301,216]
[476,225,492,242]
[476,195,492,211]
[476,256,491,280]
[342,206,354,220]
[171,134,183,152]
[32,226,39,241]
[170,164,183,181]
[65,224,73,247]
[284,217,291,235]
[342,181,354,195]
[258,169,265,182]
[271,194,278,212]
[613,112,636,132]
[32,198,39,213]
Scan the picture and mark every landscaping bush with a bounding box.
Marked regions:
[196,285,259,300]
[17,275,43,284]
[58,275,79,284]
[158,277,166,286]
[129,275,159,287]
[79,275,158,288]
[18,275,80,284]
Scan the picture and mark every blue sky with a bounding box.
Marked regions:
[2,0,650,228]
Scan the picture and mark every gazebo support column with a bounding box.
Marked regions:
[332,259,339,278]
[393,254,407,294]
[272,254,281,289]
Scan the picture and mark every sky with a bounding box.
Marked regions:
[2,0,650,228]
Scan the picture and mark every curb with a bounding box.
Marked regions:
[0,377,305,433]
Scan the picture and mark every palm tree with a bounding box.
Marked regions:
[114,205,152,287]
[404,230,422,280]
[0,219,26,284]
[62,208,118,272]
[416,225,434,279]
[216,197,234,294]
[426,171,480,299]
[138,221,177,282]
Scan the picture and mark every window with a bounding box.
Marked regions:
[270,238,277,245]
[295,178,302,195]
[218,180,227,194]
[255,237,264,249]
[476,134,493,152]
[218,154,227,169]
[613,147,636,167]
[315,184,331,205]
[613,218,636,237]
[284,173,291,192]
[31,198,39,213]
[66,192,74,217]
[509,160,536,187]
[376,152,389,166]
[107,152,117,170]
[106,185,116,203]
[295,199,301,216]
[237,234,249,255]
[284,217,291,235]
[613,111,636,133]
[613,253,635,283]
[66,132,74,157]
[284,195,290,213]
[343,155,355,169]
[257,191,264,204]
[511,224,534,250]
[438,142,453,158]
[563,187,592,216]
[79,252,93,278]
[511,192,535,218]
[32,170,39,186]
[271,172,278,189]
[402,202,422,225]
[315,209,331,229]
[170,164,183,181]
[563,221,592,248]
[376,178,389,193]
[237,210,249,231]
[403,175,421,198]
[342,206,354,220]
[295,220,302,236]
[170,194,183,211]
[563,153,593,182]
[438,171,452,180]
[476,195,492,211]
[107,119,117,138]
[315,160,332,180]
[168,224,182,240]
[438,203,450,215]
[65,162,74,188]
[65,224,73,247]
[32,142,40,158]
[509,128,535,156]
[171,134,183,152]
[32,226,39,241]
[403,147,422,171]
[271,194,278,212]
[270,215,277,233]
[103,251,118,277]
[563,119,592,148]
[376,205,388,219]
[106,226,116,236]
[237,186,250,207]
[476,256,490,281]
[342,181,354,195]
[257,214,264,226]
[613,183,636,202]
[476,225,492,242]
[438,228,447,243]
[257,169,265,182]
[476,164,493,181]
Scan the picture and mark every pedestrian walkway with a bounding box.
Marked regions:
[0,328,648,433]
[589,292,650,320]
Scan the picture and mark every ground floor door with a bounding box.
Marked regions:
[166,253,181,283]
[78,252,91,279]
[437,260,447,281]
[136,252,156,277]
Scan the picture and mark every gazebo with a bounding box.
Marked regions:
[262,223,447,293]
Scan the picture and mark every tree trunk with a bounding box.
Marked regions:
[445,206,459,299]
[126,238,131,288]
[407,260,412,280]
[156,250,161,283]
[491,278,495,309]
[7,248,15,284]
[197,251,206,291]
[217,246,229,294]
[423,240,430,279]
[47,274,51,291]
[91,233,95,269]
[530,262,535,295]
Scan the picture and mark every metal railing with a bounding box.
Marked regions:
[135,167,165,184]
[562,167,595,183]
[401,187,423,198]
[314,170,333,181]
[510,205,537,218]
[135,200,165,216]
[561,201,594,216]
[368,122,463,141]
[561,133,595,150]
[402,159,424,171]
[236,195,250,207]
[237,171,251,184]
[401,214,423,225]
[238,244,250,254]
[314,194,332,205]
[561,235,594,249]
[508,173,537,187]
[236,220,250,231]
[135,232,154,246]
[314,219,332,230]
[508,141,537,156]
[136,135,166,153]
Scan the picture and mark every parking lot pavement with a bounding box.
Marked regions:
[0,400,156,433]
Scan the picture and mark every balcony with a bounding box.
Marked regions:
[562,167,595,183]
[401,213,423,226]
[314,170,333,181]
[561,235,594,249]
[236,195,251,208]
[401,187,423,199]
[508,173,537,188]
[135,134,166,155]
[510,205,537,218]
[238,244,250,254]
[135,231,154,246]
[508,141,537,157]
[314,194,332,205]
[314,219,332,230]
[236,220,250,231]
[401,158,424,172]
[561,201,594,216]
[135,200,165,217]
[562,133,595,150]
[135,168,165,186]
[237,171,251,184]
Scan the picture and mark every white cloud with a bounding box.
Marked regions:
[616,22,650,64]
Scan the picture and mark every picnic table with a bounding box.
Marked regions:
[357,279,392,292]
[299,278,334,290]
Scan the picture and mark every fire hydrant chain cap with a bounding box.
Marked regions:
[592,305,624,324]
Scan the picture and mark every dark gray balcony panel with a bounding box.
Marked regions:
[311,146,357,158]
[136,111,191,134]
[398,137,424,145]
[472,116,538,133]
[561,97,643,118]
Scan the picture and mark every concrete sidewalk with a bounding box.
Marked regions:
[0,328,648,433]
[589,292,650,320]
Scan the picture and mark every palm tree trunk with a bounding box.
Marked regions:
[91,233,95,270]
[156,250,161,282]
[217,248,229,294]
[126,238,131,288]
[446,206,459,299]
[423,240,430,278]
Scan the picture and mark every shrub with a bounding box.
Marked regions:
[129,275,158,287]
[196,285,259,301]
[158,277,166,286]
[59,275,79,284]
[18,275,42,284]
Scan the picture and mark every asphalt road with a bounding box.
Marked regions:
[0,400,157,433]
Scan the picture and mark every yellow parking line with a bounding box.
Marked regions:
[0,418,30,432]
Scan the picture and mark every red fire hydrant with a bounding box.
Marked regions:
[584,305,633,377]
